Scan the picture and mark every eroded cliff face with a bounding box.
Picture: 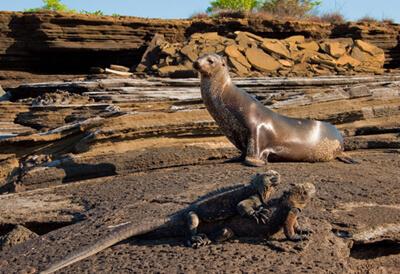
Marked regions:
[0,11,398,73]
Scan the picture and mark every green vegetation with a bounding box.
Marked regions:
[24,0,106,16]
[207,0,263,13]
[80,10,105,16]
[25,0,74,12]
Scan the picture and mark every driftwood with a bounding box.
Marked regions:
[105,68,133,77]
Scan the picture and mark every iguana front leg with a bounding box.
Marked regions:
[294,219,313,235]
[185,211,211,248]
[212,227,235,243]
[237,195,269,224]
[284,208,308,241]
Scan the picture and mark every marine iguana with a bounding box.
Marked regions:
[40,170,280,274]
[209,181,317,243]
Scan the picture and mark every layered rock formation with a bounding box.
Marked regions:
[137,32,385,77]
[0,11,399,73]
[1,74,399,192]
[333,21,400,68]
[0,75,399,274]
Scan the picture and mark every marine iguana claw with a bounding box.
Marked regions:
[187,234,212,248]
[251,207,270,224]
[289,234,309,242]
[296,227,314,235]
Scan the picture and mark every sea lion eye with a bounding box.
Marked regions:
[208,58,214,64]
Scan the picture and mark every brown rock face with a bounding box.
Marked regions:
[245,48,281,72]
[0,12,398,72]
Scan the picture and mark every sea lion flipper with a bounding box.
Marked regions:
[336,153,359,164]
[243,133,267,166]
[244,156,266,167]
[224,153,246,163]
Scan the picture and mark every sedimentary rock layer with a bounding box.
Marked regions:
[0,75,399,191]
[0,12,398,72]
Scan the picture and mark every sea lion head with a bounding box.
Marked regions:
[287,182,316,209]
[251,170,281,203]
[193,54,227,77]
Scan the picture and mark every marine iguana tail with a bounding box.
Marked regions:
[40,217,177,274]
[40,170,280,274]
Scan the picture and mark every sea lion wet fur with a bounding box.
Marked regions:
[193,54,344,166]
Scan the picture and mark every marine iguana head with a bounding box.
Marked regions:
[251,170,281,204]
[193,54,229,78]
[286,182,316,210]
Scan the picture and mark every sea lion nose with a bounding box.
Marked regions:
[193,61,200,70]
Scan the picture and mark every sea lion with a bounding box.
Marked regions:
[193,54,352,166]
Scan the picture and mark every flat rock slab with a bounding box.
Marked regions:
[245,48,281,72]
[0,191,85,224]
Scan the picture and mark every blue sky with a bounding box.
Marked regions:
[1,1,399,22]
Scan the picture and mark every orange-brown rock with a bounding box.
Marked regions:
[180,44,198,62]
[236,31,265,42]
[284,35,305,44]
[278,59,293,67]
[261,39,291,59]
[336,55,361,67]
[320,41,347,58]
[355,40,385,61]
[245,48,281,72]
[298,41,319,52]
[228,57,250,75]
[224,45,251,69]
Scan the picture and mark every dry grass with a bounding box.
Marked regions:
[190,12,209,19]
[357,16,378,23]
[357,16,397,24]
[213,9,247,18]
[319,12,346,24]
[382,18,395,24]
[190,9,400,26]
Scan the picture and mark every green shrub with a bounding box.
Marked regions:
[25,0,74,12]
[80,10,105,16]
[25,0,105,16]
[207,0,263,13]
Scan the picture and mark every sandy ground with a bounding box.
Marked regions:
[0,148,399,273]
